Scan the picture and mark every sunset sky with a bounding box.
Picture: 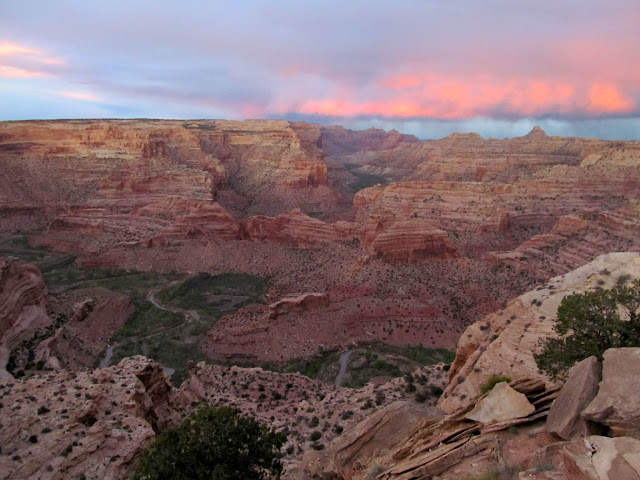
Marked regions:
[1,0,639,139]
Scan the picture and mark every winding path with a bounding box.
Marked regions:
[100,276,198,368]
[334,350,352,387]
[147,283,201,322]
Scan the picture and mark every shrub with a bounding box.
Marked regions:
[414,391,427,403]
[340,410,354,420]
[479,375,512,395]
[429,385,443,396]
[366,463,385,480]
[131,406,286,480]
[535,281,640,378]
[360,399,373,410]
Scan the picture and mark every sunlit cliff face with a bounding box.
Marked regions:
[0,0,639,138]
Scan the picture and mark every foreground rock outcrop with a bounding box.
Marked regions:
[302,401,437,480]
[301,254,640,479]
[303,377,560,479]
[582,348,640,436]
[0,257,50,379]
[310,347,640,480]
[0,356,178,480]
[438,252,640,414]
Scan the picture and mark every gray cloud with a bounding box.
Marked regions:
[1,0,638,138]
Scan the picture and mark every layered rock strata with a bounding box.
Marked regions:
[438,252,640,414]
[0,257,50,379]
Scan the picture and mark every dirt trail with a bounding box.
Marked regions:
[334,350,352,387]
[147,282,201,322]
[100,276,198,367]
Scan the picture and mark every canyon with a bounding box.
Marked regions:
[1,119,640,479]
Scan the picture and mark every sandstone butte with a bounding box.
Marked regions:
[2,119,640,479]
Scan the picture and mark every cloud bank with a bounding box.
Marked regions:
[1,0,638,139]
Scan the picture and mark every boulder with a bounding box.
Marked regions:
[465,382,535,424]
[546,356,602,440]
[589,436,640,480]
[299,449,335,480]
[328,401,435,479]
[583,348,640,435]
[552,436,640,480]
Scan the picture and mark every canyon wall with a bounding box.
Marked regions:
[0,257,50,379]
[2,121,640,268]
[0,119,340,254]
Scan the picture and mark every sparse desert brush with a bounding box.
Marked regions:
[366,462,386,480]
[479,375,512,395]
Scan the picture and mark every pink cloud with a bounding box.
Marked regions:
[57,91,102,102]
[588,84,634,113]
[0,39,65,74]
[294,73,637,119]
[0,41,41,57]
[0,65,49,78]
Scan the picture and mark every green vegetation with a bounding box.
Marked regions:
[157,273,266,315]
[343,350,403,388]
[262,349,341,382]
[479,375,512,395]
[1,236,270,383]
[7,313,67,376]
[344,163,387,193]
[263,343,454,387]
[0,235,70,266]
[535,280,640,378]
[43,267,180,298]
[132,406,286,480]
[459,471,499,480]
[181,122,216,130]
[1,236,180,295]
[458,465,523,480]
[382,344,456,365]
[306,211,325,219]
[2,237,275,383]
[112,273,267,383]
[114,302,182,340]
[366,463,385,480]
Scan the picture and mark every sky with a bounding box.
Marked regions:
[1,0,639,140]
